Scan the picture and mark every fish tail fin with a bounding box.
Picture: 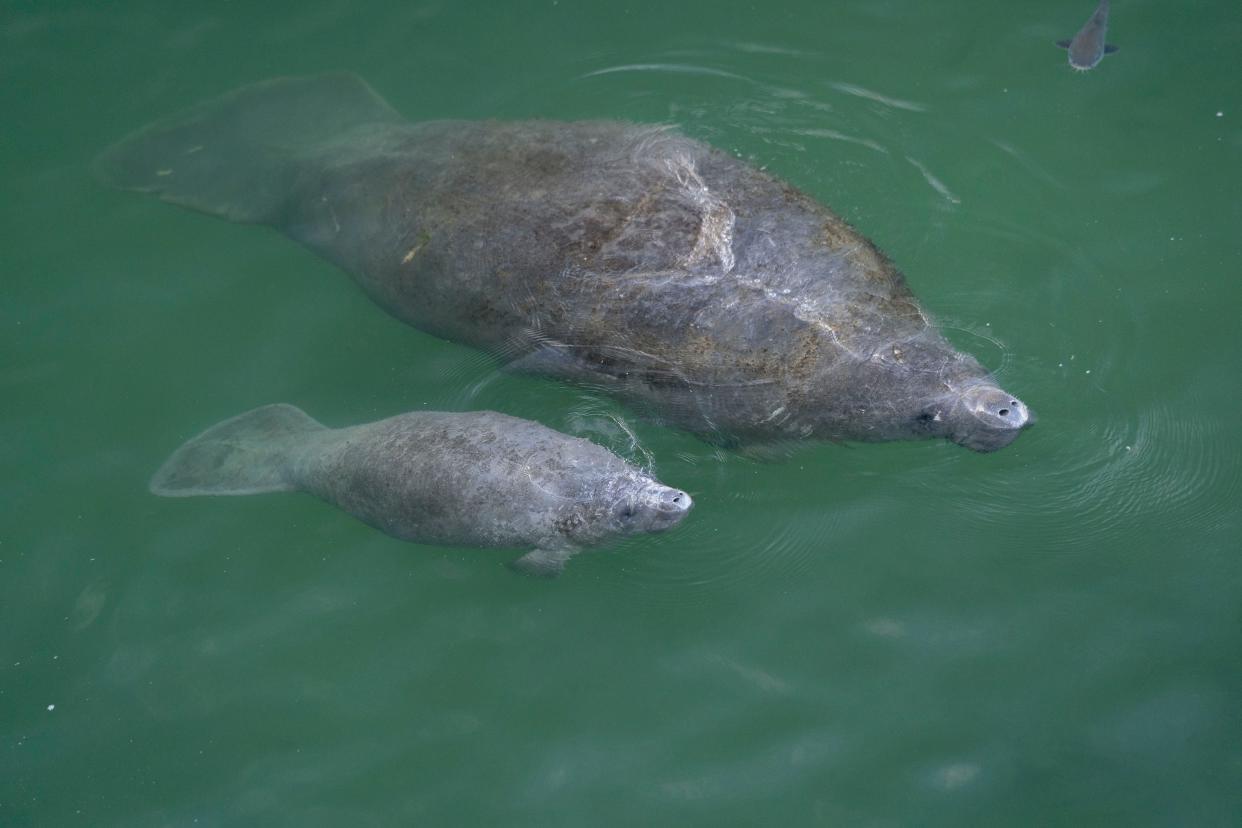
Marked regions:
[93,73,401,224]
[150,404,326,497]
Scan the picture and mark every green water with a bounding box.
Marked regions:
[3,1,1240,825]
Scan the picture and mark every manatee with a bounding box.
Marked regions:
[150,404,692,576]
[97,73,1032,453]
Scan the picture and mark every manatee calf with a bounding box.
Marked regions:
[151,405,692,575]
[98,74,1032,452]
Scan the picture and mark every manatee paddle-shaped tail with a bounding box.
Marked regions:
[150,404,323,496]
[93,74,401,224]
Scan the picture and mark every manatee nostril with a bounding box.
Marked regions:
[1010,400,1018,407]
[662,490,692,512]
[999,408,1010,416]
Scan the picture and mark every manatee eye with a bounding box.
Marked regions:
[914,408,942,431]
[614,502,637,521]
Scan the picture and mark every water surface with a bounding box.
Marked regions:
[3,1,1240,825]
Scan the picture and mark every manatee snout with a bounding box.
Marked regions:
[654,486,693,521]
[617,484,693,534]
[950,384,1033,452]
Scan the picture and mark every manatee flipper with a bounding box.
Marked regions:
[1055,39,1071,49]
[504,345,605,385]
[1104,44,1118,54]
[150,404,325,496]
[509,547,576,578]
[93,73,402,224]
[732,439,822,463]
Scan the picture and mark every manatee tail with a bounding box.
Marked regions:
[93,73,401,224]
[150,404,326,497]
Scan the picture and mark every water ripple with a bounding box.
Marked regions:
[791,127,890,155]
[906,376,1239,550]
[579,63,754,82]
[906,156,961,205]
[828,81,928,113]
[585,452,880,606]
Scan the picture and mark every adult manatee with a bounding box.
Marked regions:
[97,73,1032,452]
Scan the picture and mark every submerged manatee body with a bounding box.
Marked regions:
[151,404,691,575]
[98,74,1032,452]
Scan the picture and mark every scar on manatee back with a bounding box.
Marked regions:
[400,231,431,265]
[1056,0,1118,71]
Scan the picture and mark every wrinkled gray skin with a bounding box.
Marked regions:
[98,74,1032,453]
[150,404,692,576]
